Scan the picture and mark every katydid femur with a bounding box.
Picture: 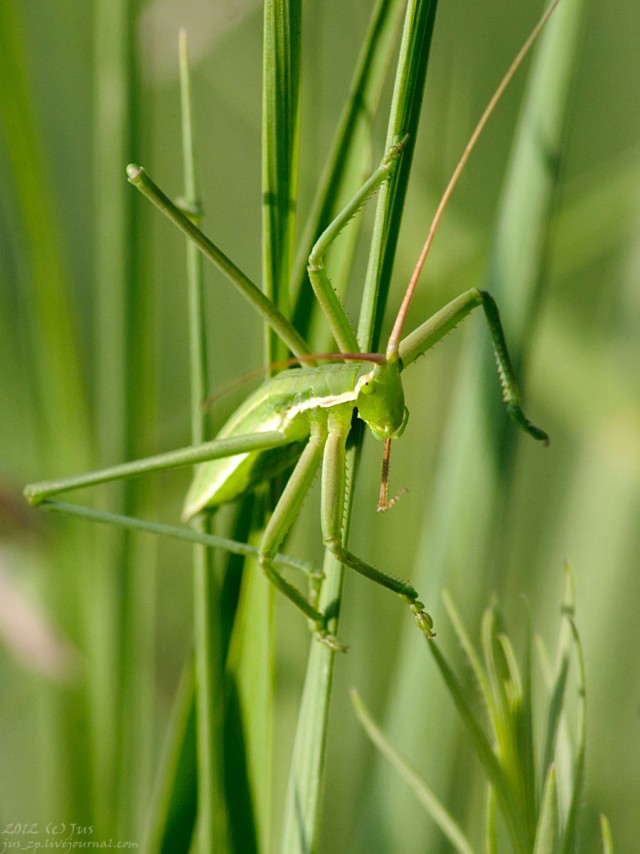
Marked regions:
[25,2,557,650]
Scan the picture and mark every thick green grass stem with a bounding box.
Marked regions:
[281,3,439,852]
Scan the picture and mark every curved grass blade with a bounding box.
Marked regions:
[533,765,559,854]
[351,689,475,854]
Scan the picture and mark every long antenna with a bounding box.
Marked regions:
[385,0,562,360]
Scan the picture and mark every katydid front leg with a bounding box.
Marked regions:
[307,136,409,354]
[321,410,435,638]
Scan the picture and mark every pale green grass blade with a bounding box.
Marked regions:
[481,610,537,845]
[0,0,93,826]
[487,0,588,344]
[559,619,587,853]
[442,590,496,720]
[429,627,524,850]
[533,765,559,854]
[0,4,90,468]
[599,815,614,854]
[93,0,158,836]
[144,665,197,854]
[351,689,475,854]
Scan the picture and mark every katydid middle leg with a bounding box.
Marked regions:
[320,411,435,638]
[257,422,346,651]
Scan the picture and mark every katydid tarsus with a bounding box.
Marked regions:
[25,1,558,651]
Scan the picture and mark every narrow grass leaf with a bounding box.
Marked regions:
[351,690,475,854]
[599,815,614,854]
[427,641,515,832]
[291,0,405,340]
[442,591,497,727]
[144,665,197,854]
[533,764,559,854]
[262,0,302,364]
[359,0,440,351]
[178,32,229,852]
[559,617,587,854]
[92,0,159,836]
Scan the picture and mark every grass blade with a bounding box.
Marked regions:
[280,5,439,851]
[533,765,559,854]
[291,0,405,343]
[262,0,302,365]
[178,33,229,851]
[351,689,475,854]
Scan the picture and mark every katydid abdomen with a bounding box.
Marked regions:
[182,362,373,519]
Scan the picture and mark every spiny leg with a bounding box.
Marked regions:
[320,412,435,638]
[399,288,549,444]
[257,423,345,651]
[307,136,409,354]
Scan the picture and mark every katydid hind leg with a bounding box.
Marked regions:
[321,416,435,638]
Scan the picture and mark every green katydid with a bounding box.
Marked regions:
[24,0,557,650]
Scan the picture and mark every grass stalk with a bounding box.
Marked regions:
[178,33,229,852]
[281,3,439,852]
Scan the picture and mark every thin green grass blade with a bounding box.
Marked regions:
[93,0,159,836]
[351,689,476,854]
[359,0,440,351]
[599,815,614,854]
[144,665,197,854]
[486,0,588,345]
[442,590,496,722]
[178,33,228,852]
[291,0,405,342]
[0,3,90,469]
[262,0,302,365]
[427,640,516,831]
[559,617,587,853]
[533,765,559,854]
[496,629,537,843]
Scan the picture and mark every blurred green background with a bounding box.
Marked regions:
[1,0,638,851]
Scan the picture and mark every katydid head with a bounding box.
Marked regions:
[354,356,410,512]
[356,358,408,441]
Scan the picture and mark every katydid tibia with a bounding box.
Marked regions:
[25,1,557,651]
